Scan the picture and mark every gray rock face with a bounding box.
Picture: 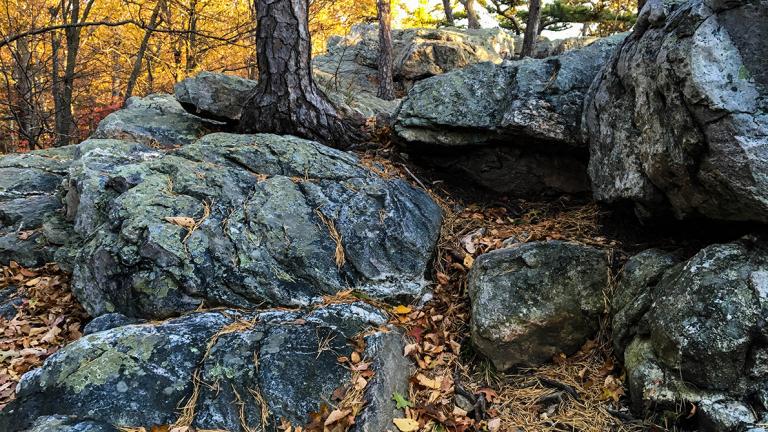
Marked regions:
[0,302,411,432]
[469,241,609,370]
[93,94,221,148]
[611,248,681,356]
[65,133,441,318]
[174,72,399,124]
[584,0,768,222]
[175,72,256,123]
[0,146,77,267]
[20,416,118,432]
[314,24,516,96]
[617,237,768,430]
[394,34,626,195]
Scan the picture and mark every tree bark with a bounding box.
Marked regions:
[442,0,455,26]
[376,0,395,101]
[185,0,198,76]
[462,0,481,29]
[125,0,163,101]
[521,0,542,58]
[239,0,364,148]
[12,38,42,149]
[52,0,95,147]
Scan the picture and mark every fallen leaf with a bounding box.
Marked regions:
[487,418,501,431]
[324,408,351,426]
[393,305,412,315]
[392,391,413,409]
[163,216,196,229]
[415,373,440,389]
[392,418,419,432]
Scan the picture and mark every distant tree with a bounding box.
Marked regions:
[124,0,164,101]
[487,0,636,38]
[442,0,456,25]
[460,0,482,28]
[239,0,363,148]
[51,0,96,147]
[376,0,395,100]
[520,0,541,57]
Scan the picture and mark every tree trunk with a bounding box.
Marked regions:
[12,38,42,150]
[52,0,95,147]
[443,0,455,26]
[376,0,395,101]
[462,0,481,29]
[239,0,364,148]
[125,0,163,101]
[185,0,198,76]
[521,0,542,58]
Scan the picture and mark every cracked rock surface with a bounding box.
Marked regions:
[615,236,768,430]
[584,0,768,222]
[394,34,625,196]
[0,146,77,267]
[65,133,441,318]
[0,302,410,432]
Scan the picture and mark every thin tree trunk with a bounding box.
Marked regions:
[443,0,455,26]
[376,0,395,101]
[12,38,41,149]
[462,0,481,29]
[185,0,198,76]
[52,0,95,147]
[247,0,258,80]
[521,0,542,58]
[239,0,364,148]
[125,0,163,101]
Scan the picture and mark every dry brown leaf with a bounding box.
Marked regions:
[164,216,196,229]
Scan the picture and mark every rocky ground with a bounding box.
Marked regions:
[1,0,767,430]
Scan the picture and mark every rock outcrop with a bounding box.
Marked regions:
[469,241,609,370]
[584,0,768,222]
[93,94,220,148]
[174,72,399,124]
[0,146,77,267]
[65,133,441,318]
[615,237,768,430]
[394,34,625,195]
[314,24,516,96]
[0,302,411,432]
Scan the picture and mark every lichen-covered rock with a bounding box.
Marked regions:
[19,416,118,432]
[617,237,768,430]
[65,133,441,318]
[93,94,221,148]
[314,24,516,96]
[174,72,398,124]
[394,34,625,195]
[584,0,768,222]
[175,72,256,123]
[611,248,681,355]
[0,303,411,432]
[469,241,609,370]
[0,146,77,267]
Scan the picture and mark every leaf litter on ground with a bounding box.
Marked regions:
[0,261,88,410]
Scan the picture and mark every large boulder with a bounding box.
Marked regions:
[0,146,78,267]
[65,133,441,318]
[394,34,626,196]
[93,94,221,148]
[615,237,768,430]
[0,302,412,432]
[174,72,399,125]
[584,0,768,222]
[313,24,516,96]
[469,241,609,370]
